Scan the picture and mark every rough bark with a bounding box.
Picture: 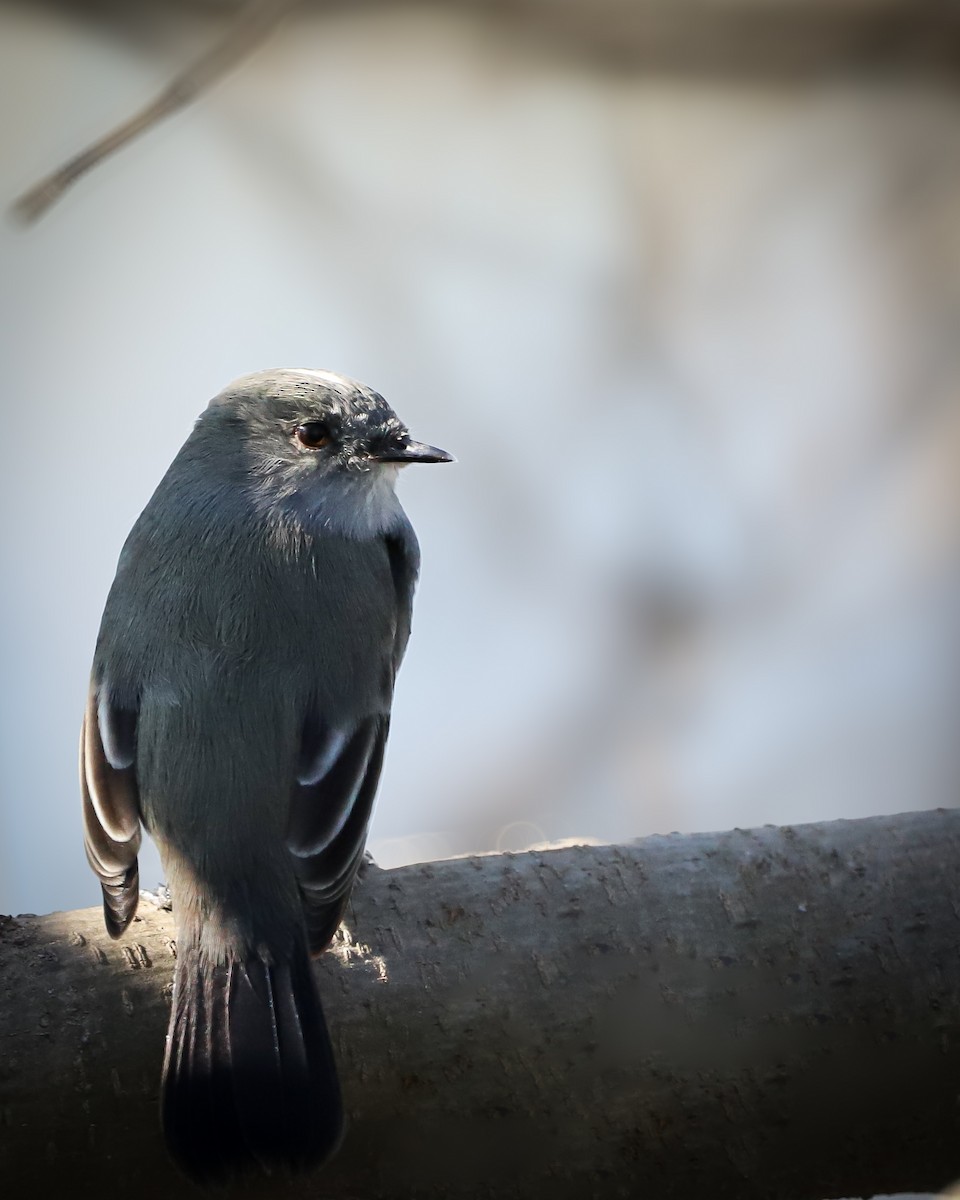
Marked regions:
[2,810,959,1199]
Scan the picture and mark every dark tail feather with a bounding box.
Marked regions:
[161,940,343,1185]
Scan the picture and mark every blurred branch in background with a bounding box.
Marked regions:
[12,0,302,221]
[22,0,960,74]
[472,0,960,75]
[10,0,960,221]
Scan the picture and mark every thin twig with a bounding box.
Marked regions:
[12,0,303,224]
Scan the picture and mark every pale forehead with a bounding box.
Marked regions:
[206,369,404,435]
[208,369,391,416]
[216,368,362,397]
[269,368,359,392]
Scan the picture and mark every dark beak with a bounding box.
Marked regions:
[373,440,455,464]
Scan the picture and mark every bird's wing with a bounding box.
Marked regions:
[287,712,389,953]
[384,527,420,674]
[289,525,419,953]
[80,685,142,937]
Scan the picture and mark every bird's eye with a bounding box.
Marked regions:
[295,422,332,449]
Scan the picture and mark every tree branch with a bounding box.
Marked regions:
[12,0,960,223]
[2,809,959,1198]
[12,0,302,223]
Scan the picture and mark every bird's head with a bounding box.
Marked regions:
[194,368,453,536]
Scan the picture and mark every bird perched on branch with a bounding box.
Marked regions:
[79,368,452,1182]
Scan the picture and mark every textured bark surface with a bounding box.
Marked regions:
[2,810,959,1199]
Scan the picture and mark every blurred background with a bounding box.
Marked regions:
[1,0,959,921]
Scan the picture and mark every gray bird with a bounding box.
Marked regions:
[80,369,452,1182]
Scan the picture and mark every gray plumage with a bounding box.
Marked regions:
[80,369,451,1183]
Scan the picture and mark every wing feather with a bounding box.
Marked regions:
[287,715,388,953]
[289,526,417,953]
[80,687,142,938]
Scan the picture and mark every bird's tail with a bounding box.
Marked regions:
[161,935,343,1185]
